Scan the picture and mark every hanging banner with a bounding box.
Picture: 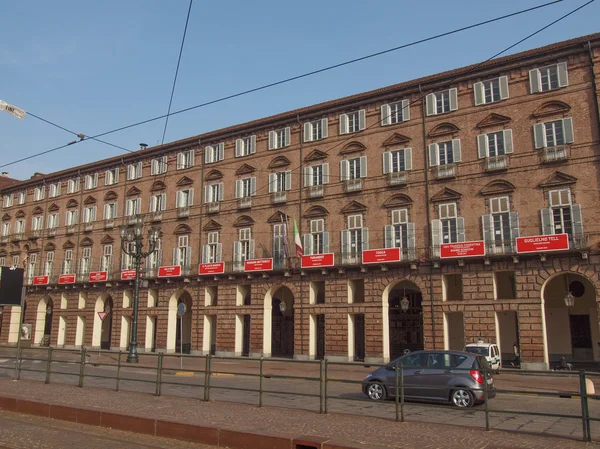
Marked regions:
[301,253,335,268]
[58,274,76,284]
[158,265,182,277]
[244,258,273,272]
[440,241,485,258]
[89,271,108,282]
[199,262,225,275]
[0,100,26,119]
[121,269,137,280]
[516,233,569,253]
[362,248,401,264]
[33,275,49,285]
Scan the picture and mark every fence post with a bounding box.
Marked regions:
[16,347,23,381]
[259,357,264,407]
[579,370,591,442]
[155,353,163,397]
[44,347,53,384]
[116,351,122,392]
[203,355,212,402]
[395,360,400,422]
[319,359,324,414]
[324,359,328,414]
[483,368,490,431]
[400,363,405,423]
[78,348,86,388]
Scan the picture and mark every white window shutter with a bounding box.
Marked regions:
[456,217,465,242]
[93,173,98,187]
[382,152,391,174]
[340,160,349,181]
[93,206,97,220]
[218,143,224,161]
[406,223,416,254]
[321,118,328,138]
[510,212,520,240]
[218,183,224,201]
[503,130,514,154]
[431,219,442,255]
[428,143,439,167]
[250,135,256,154]
[202,244,209,264]
[339,114,348,134]
[572,204,583,236]
[235,180,242,199]
[105,170,111,184]
[340,230,349,261]
[235,139,242,157]
[151,160,158,175]
[175,192,181,208]
[361,228,369,251]
[189,151,195,167]
[216,243,222,262]
[304,166,312,187]
[384,225,394,248]
[404,148,412,171]
[177,152,184,169]
[188,188,194,206]
[233,241,241,263]
[499,76,509,100]
[268,173,276,193]
[477,134,488,159]
[162,156,168,171]
[482,215,493,249]
[303,123,311,142]
[563,118,574,143]
[449,88,458,111]
[249,239,255,259]
[285,127,291,146]
[250,177,257,196]
[557,62,568,88]
[204,146,212,164]
[322,232,330,253]
[426,93,436,116]
[104,204,109,218]
[268,131,275,150]
[402,99,410,121]
[358,109,366,130]
[533,123,546,149]
[322,163,329,184]
[303,234,313,256]
[540,208,553,235]
[529,69,541,94]
[473,82,484,106]
[204,186,210,203]
[380,104,390,126]
[359,156,367,178]
[285,171,291,190]
[452,139,462,163]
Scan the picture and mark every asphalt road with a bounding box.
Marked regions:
[0,410,218,449]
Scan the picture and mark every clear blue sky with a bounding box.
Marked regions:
[0,0,598,180]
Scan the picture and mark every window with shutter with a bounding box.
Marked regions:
[439,203,459,243]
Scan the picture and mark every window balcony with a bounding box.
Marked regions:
[150,212,163,222]
[1,235,9,244]
[11,233,23,242]
[271,191,287,204]
[206,202,220,214]
[177,206,190,218]
[233,261,245,272]
[83,222,93,232]
[484,240,516,255]
[387,171,407,186]
[344,179,362,193]
[542,145,568,163]
[145,268,158,278]
[66,225,76,235]
[237,198,252,209]
[47,228,57,237]
[434,164,456,179]
[127,214,143,225]
[485,155,509,172]
[572,233,588,250]
[341,252,362,265]
[307,185,324,198]
[104,219,114,229]
[28,230,41,240]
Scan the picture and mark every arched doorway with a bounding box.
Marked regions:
[34,296,53,346]
[92,294,113,350]
[167,289,192,353]
[543,273,599,366]
[385,280,424,361]
[271,286,294,358]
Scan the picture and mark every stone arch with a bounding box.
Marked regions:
[262,283,299,357]
[34,295,53,345]
[167,289,193,353]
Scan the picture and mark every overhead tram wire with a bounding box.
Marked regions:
[160,0,194,146]
[0,0,564,169]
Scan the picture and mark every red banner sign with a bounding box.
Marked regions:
[33,275,49,285]
[440,241,486,258]
[89,271,108,282]
[58,274,75,284]
[244,258,273,272]
[301,253,335,268]
[362,248,401,264]
[199,262,225,275]
[516,233,569,253]
[121,269,137,280]
[158,265,181,277]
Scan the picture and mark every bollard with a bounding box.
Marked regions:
[156,353,163,397]
[45,347,53,384]
[116,351,122,392]
[324,359,329,414]
[16,347,23,381]
[395,360,400,422]
[579,370,591,442]
[259,357,264,408]
[483,368,490,431]
[400,363,405,422]
[203,355,212,402]
[319,359,324,414]
[78,349,86,388]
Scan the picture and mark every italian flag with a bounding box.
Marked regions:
[293,219,303,257]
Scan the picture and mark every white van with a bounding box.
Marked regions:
[463,342,501,371]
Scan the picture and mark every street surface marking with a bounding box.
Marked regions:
[175,371,195,376]
[0,359,9,363]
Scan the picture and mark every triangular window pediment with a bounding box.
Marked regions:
[2,213,11,221]
[63,240,75,249]
[268,156,291,169]
[104,191,118,201]
[428,123,460,138]
[15,210,25,218]
[32,206,44,215]
[382,133,411,147]
[44,243,56,252]
[236,164,256,176]
[538,171,577,189]
[80,237,94,247]
[339,141,366,156]
[100,235,114,244]
[174,224,192,235]
[176,176,194,187]
[151,181,167,191]
[205,170,223,182]
[83,196,96,205]
[476,113,512,129]
[126,186,141,197]
[340,200,367,214]
[304,150,328,162]
[531,101,571,119]
[267,211,288,224]
[234,215,255,228]
[66,199,78,209]
[203,219,222,231]
[479,180,516,196]
[48,203,59,212]
[431,187,462,203]
[303,206,329,218]
[383,194,413,209]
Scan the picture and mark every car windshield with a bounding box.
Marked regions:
[464,346,489,356]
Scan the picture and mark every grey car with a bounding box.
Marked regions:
[361,350,496,408]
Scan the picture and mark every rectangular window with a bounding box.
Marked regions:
[204,143,224,164]
[440,203,458,244]
[147,239,162,270]
[380,100,410,125]
[530,62,568,93]
[101,245,112,271]
[269,127,291,150]
[33,187,45,201]
[80,248,91,275]
[235,177,256,198]
[31,216,43,231]
[173,235,191,268]
[233,227,254,270]
[149,193,167,212]
[151,156,168,175]
[304,163,329,187]
[382,148,413,174]
[235,136,256,157]
[63,249,73,274]
[428,140,461,167]
[48,182,61,198]
[12,255,19,267]
[176,150,195,169]
[268,171,291,193]
[83,206,96,223]
[311,219,325,255]
[205,183,223,203]
[477,130,513,158]
[339,110,366,134]
[474,77,509,105]
[47,213,59,229]
[17,191,26,205]
[303,118,328,142]
[44,252,54,276]
[489,197,512,251]
[534,118,574,149]
[125,198,142,216]
[104,202,118,219]
[27,254,37,280]
[67,178,80,194]
[2,195,12,208]
[121,241,136,270]
[204,231,222,263]
[272,223,285,268]
[342,214,367,263]
[105,168,119,185]
[66,210,78,226]
[2,222,10,236]
[127,162,142,180]
[84,173,98,190]
[15,219,25,234]
[176,189,194,208]
[0,257,5,266]
[426,88,458,116]
[541,189,582,239]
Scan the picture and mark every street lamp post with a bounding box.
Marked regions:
[119,220,161,363]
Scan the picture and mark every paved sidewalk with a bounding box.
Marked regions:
[0,379,598,449]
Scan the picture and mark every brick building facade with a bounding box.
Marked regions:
[1,33,600,370]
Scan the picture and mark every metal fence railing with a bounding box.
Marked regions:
[0,346,596,442]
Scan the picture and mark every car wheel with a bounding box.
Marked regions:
[451,388,475,408]
[366,382,387,401]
